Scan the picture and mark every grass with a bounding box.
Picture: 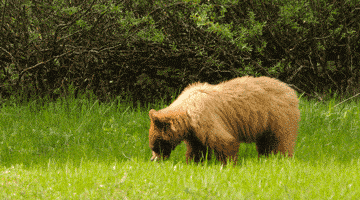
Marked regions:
[0,94,359,199]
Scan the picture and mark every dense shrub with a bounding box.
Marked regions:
[0,0,359,104]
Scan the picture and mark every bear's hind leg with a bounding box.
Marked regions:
[255,131,279,157]
[275,132,295,157]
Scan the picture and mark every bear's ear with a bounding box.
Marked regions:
[149,109,184,134]
[149,109,170,130]
[149,109,157,119]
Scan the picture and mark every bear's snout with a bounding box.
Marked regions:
[151,151,159,161]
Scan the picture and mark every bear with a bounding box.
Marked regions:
[148,76,300,165]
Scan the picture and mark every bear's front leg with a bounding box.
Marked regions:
[184,140,210,163]
[214,141,239,165]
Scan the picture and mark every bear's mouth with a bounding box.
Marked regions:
[150,139,173,161]
[150,150,170,161]
[150,151,160,161]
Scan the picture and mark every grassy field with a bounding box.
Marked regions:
[0,95,359,199]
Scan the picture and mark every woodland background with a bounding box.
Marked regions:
[0,0,359,105]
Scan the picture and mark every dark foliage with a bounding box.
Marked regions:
[0,0,359,105]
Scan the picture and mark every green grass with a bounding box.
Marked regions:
[0,95,359,199]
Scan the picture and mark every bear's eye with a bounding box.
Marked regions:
[152,139,169,153]
[154,120,169,131]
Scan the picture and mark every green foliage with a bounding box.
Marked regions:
[232,11,266,51]
[0,0,359,104]
[190,4,266,52]
[268,61,286,76]
[278,1,314,31]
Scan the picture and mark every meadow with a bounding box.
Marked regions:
[0,93,359,199]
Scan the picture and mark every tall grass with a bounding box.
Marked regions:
[0,93,152,167]
[0,94,359,199]
[296,97,360,163]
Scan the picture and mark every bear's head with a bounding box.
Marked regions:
[148,109,188,161]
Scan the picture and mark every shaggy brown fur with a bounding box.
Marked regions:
[149,76,300,164]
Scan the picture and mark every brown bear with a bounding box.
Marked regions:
[148,76,300,165]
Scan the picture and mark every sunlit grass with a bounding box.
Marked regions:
[0,157,359,199]
[296,97,360,163]
[0,95,150,166]
[0,94,359,199]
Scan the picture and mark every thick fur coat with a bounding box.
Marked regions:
[149,76,300,164]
